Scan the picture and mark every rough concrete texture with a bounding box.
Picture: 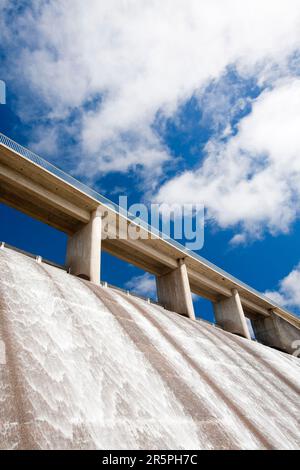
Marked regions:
[252,312,300,355]
[0,248,299,450]
[66,208,102,283]
[214,289,251,339]
[156,259,195,320]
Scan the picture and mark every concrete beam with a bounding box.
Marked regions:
[0,162,90,223]
[156,259,195,320]
[272,308,300,330]
[66,207,102,284]
[252,310,300,354]
[214,289,251,339]
[117,239,178,271]
[102,239,164,276]
[240,296,270,318]
[189,282,218,302]
[188,267,232,298]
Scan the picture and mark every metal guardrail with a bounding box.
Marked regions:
[0,244,263,342]
[0,241,163,308]
[0,131,297,318]
[0,241,66,271]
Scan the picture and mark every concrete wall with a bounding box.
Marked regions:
[252,311,300,354]
[66,207,102,284]
[214,289,251,339]
[156,259,195,320]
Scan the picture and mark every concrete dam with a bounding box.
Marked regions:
[0,246,300,450]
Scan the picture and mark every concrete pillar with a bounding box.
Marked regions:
[252,311,300,354]
[66,207,102,284]
[214,288,251,339]
[156,259,195,320]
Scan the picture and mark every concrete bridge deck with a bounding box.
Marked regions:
[0,133,299,353]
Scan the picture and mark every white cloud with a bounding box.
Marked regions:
[196,72,252,136]
[156,79,300,239]
[2,0,300,178]
[264,264,300,313]
[229,233,247,246]
[263,290,287,307]
[30,126,59,157]
[125,272,156,298]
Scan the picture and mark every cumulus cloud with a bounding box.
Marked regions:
[229,233,247,246]
[2,1,300,170]
[125,272,156,298]
[264,264,300,313]
[157,79,300,239]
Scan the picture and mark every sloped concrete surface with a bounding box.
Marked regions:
[0,248,299,449]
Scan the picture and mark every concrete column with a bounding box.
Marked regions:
[214,288,251,339]
[66,207,102,284]
[252,311,300,354]
[156,259,195,320]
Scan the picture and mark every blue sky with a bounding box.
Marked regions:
[1,0,300,321]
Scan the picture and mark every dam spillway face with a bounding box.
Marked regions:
[0,248,299,450]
